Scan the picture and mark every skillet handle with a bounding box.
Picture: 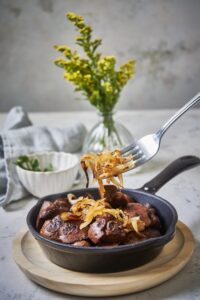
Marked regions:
[141,156,200,194]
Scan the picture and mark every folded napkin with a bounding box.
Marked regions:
[0,107,87,207]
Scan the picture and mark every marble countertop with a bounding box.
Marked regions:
[0,110,200,300]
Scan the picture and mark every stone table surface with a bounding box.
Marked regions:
[0,110,200,300]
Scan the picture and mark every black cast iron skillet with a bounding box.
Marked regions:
[27,156,200,273]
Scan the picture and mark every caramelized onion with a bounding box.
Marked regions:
[80,149,134,197]
[131,216,146,236]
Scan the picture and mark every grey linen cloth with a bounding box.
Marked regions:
[0,107,87,207]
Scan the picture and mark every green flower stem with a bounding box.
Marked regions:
[101,112,114,136]
[99,112,123,148]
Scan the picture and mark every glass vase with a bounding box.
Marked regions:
[83,111,134,153]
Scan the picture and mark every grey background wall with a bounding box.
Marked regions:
[0,0,200,112]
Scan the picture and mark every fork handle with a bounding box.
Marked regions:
[157,92,200,139]
[141,156,200,194]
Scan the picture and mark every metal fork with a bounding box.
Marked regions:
[121,92,200,169]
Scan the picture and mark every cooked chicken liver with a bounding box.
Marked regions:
[88,214,126,244]
[40,215,63,240]
[124,202,161,228]
[88,216,107,244]
[36,198,70,230]
[37,186,162,247]
[103,185,132,208]
[59,221,88,244]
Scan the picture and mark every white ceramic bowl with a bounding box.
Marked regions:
[16,152,79,198]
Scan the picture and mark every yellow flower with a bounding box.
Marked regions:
[76,21,84,29]
[102,82,113,94]
[90,90,100,102]
[54,58,69,68]
[97,59,108,71]
[76,36,84,42]
[72,51,80,60]
[54,45,72,59]
[54,45,66,52]
[55,11,136,113]
[117,60,136,86]
[104,56,116,64]
[67,12,83,23]
[64,72,72,80]
[64,70,82,82]
[120,60,136,77]
[97,56,116,72]
[79,25,92,35]
[83,74,92,83]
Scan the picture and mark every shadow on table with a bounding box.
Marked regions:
[3,196,37,212]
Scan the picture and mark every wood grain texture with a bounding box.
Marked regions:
[12,221,195,297]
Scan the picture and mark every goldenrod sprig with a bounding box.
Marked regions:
[54,12,136,113]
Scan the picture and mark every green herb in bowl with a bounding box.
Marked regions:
[15,156,54,172]
[15,152,79,198]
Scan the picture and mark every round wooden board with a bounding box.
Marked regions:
[12,221,195,297]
